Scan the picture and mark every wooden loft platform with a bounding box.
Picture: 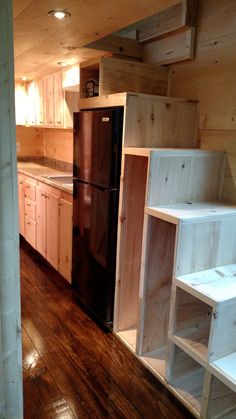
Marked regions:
[145,201,236,225]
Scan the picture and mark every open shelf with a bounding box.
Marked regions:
[175,264,236,307]
[113,154,149,353]
[137,215,176,378]
[171,288,212,365]
[205,373,236,419]
[145,201,236,225]
[211,352,236,393]
[117,328,137,352]
[141,347,167,378]
[169,345,205,416]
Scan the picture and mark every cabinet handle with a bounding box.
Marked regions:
[27,222,31,226]
[20,181,23,185]
[26,185,31,189]
[27,204,31,207]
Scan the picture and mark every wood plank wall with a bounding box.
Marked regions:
[169,0,236,202]
[16,127,73,164]
[43,128,73,164]
[16,126,44,157]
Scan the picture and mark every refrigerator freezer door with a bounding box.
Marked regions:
[72,181,119,324]
[73,108,123,188]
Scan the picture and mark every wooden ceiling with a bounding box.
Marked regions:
[13,0,180,80]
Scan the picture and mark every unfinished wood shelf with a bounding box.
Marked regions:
[79,56,168,99]
[111,99,236,417]
[170,287,212,365]
[145,201,236,225]
[168,345,205,417]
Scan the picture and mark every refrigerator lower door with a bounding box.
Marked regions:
[72,181,119,326]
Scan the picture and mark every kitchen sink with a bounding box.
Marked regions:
[43,175,73,184]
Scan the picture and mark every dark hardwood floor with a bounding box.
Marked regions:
[20,239,193,419]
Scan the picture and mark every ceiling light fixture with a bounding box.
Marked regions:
[21,77,28,81]
[48,10,71,19]
[57,61,68,67]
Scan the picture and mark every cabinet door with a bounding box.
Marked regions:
[18,175,25,236]
[27,81,36,125]
[59,199,72,283]
[46,192,59,270]
[36,187,47,257]
[25,215,36,248]
[43,74,54,127]
[54,71,64,128]
[35,79,44,126]
[64,91,79,129]
[15,83,27,125]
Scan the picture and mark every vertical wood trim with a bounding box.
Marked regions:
[0,0,23,417]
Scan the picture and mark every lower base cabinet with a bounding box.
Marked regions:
[18,172,72,282]
[59,199,72,283]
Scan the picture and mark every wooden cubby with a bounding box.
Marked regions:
[170,287,213,364]
[137,215,176,378]
[168,345,205,417]
[113,154,148,351]
[202,371,236,418]
[79,56,169,99]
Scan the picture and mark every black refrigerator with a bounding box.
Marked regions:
[72,108,123,329]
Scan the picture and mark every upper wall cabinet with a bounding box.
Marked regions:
[27,81,36,126]
[62,65,80,92]
[53,71,64,128]
[15,83,27,125]
[35,79,44,126]
[43,74,54,127]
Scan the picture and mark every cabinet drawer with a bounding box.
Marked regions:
[25,181,36,201]
[25,215,36,248]
[25,197,36,220]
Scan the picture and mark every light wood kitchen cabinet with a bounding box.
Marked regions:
[35,79,44,126]
[59,198,72,283]
[54,71,64,128]
[62,65,80,91]
[18,175,25,235]
[64,91,79,128]
[24,179,36,201]
[46,192,59,270]
[27,81,36,125]
[36,185,60,269]
[36,186,47,258]
[25,215,36,248]
[43,74,54,127]
[15,83,27,125]
[18,172,72,281]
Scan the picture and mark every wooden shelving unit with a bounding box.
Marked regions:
[113,136,236,416]
[77,90,236,417]
[79,56,169,99]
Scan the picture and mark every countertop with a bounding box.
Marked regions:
[18,162,73,194]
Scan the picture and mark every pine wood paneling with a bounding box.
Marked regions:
[16,126,44,157]
[43,128,73,164]
[13,0,180,80]
[169,0,236,203]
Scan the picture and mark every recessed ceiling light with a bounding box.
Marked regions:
[21,77,28,81]
[48,10,71,19]
[57,61,68,67]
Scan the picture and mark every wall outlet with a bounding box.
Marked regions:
[16,142,21,153]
